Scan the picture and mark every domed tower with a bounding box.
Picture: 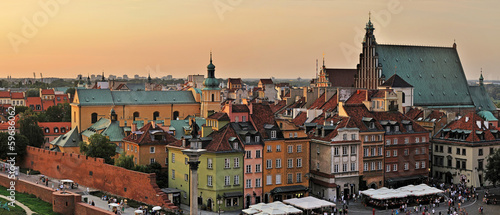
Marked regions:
[201,52,221,118]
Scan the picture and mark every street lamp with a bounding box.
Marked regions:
[217,194,223,215]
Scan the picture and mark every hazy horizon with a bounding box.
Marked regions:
[1,0,499,81]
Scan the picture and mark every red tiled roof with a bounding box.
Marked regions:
[270,100,287,114]
[26,97,42,103]
[371,111,428,133]
[435,112,499,143]
[275,83,289,87]
[204,124,241,152]
[345,90,366,104]
[342,104,383,131]
[228,78,242,85]
[309,93,326,109]
[259,79,273,85]
[207,112,230,121]
[320,94,338,112]
[292,111,307,126]
[123,122,177,145]
[232,104,249,113]
[0,114,20,130]
[324,69,357,88]
[0,91,10,98]
[250,103,279,139]
[426,110,445,121]
[10,92,24,99]
[405,108,423,120]
[277,97,305,115]
[41,89,55,95]
[371,89,392,98]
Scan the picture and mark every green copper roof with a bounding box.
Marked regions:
[477,110,498,121]
[170,118,206,140]
[82,118,125,142]
[75,89,198,106]
[376,45,473,106]
[469,85,497,112]
[50,126,82,148]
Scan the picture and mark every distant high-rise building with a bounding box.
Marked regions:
[134,74,140,79]
[123,75,129,80]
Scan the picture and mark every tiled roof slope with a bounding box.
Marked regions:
[380,74,413,88]
[434,112,500,144]
[123,122,177,145]
[469,85,497,112]
[342,104,383,131]
[405,108,424,120]
[325,69,357,87]
[371,111,427,133]
[75,89,197,106]
[250,103,282,139]
[377,45,473,106]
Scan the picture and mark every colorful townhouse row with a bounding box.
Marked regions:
[0,89,70,111]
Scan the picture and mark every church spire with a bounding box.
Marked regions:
[148,73,152,83]
[479,68,484,86]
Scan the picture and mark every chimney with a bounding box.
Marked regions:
[131,123,137,132]
[181,137,186,148]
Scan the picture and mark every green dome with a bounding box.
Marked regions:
[207,63,215,70]
[203,77,219,88]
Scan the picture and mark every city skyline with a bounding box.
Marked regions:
[1,0,499,80]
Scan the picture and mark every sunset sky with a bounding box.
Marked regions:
[0,0,499,80]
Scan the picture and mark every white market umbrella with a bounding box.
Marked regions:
[261,208,286,215]
[134,210,144,214]
[242,208,261,215]
[152,206,162,211]
[281,205,302,214]
[250,203,272,211]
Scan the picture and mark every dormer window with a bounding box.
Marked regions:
[45,128,50,133]
[406,124,412,131]
[394,126,399,132]
[255,136,260,142]
[369,122,375,129]
[343,134,347,140]
[233,142,239,150]
[54,127,59,133]
[385,126,390,133]
[246,136,251,143]
[271,130,277,139]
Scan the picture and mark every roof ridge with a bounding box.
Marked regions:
[378,43,454,49]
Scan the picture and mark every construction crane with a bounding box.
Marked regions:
[33,72,36,80]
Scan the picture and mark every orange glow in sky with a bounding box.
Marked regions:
[0,0,498,80]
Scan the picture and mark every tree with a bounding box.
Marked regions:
[0,133,28,161]
[45,104,71,122]
[26,89,40,97]
[14,106,30,116]
[485,148,500,186]
[65,88,76,100]
[19,110,45,148]
[79,134,116,164]
[115,152,135,170]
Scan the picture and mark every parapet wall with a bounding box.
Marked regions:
[21,146,177,210]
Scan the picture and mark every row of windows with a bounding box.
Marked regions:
[363,135,383,142]
[265,173,302,186]
[29,105,42,110]
[385,147,426,157]
[363,161,383,171]
[436,145,496,156]
[246,178,262,188]
[342,133,358,141]
[385,161,426,172]
[245,150,261,159]
[265,158,302,169]
[44,127,66,133]
[266,144,303,153]
[317,145,357,155]
[363,147,383,157]
[333,163,357,173]
[90,111,179,123]
[385,136,427,145]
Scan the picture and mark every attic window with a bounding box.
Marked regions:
[233,142,238,150]
[246,136,251,143]
[271,130,277,139]
[369,122,375,129]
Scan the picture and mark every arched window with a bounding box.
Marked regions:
[153,111,160,121]
[61,127,66,133]
[173,111,179,120]
[45,128,50,133]
[91,113,98,123]
[54,127,59,133]
[133,112,140,121]
[402,92,406,103]
[211,94,215,102]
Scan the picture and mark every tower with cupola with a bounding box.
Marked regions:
[201,52,222,118]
